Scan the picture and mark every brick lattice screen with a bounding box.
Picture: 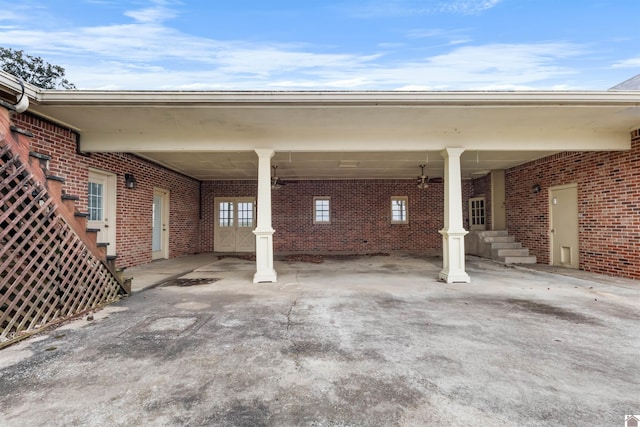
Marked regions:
[1,143,124,345]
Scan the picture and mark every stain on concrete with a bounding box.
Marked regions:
[504,299,599,324]
[128,314,213,339]
[282,339,354,361]
[200,399,270,427]
[162,278,220,287]
[375,294,407,309]
[174,301,211,310]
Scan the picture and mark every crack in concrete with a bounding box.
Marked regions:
[285,272,303,370]
[286,296,298,335]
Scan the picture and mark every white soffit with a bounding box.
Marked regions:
[12,87,640,179]
[135,150,560,180]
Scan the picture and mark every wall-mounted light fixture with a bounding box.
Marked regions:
[124,173,137,190]
[532,184,541,193]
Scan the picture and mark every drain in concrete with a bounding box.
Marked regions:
[162,278,221,287]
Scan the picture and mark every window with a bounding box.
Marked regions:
[88,182,103,221]
[314,197,331,224]
[391,196,408,224]
[219,201,234,227]
[469,197,486,231]
[237,202,254,227]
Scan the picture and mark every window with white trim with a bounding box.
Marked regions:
[391,196,408,224]
[88,181,104,221]
[469,197,486,231]
[314,197,331,224]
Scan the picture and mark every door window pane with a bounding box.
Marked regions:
[238,202,254,227]
[219,202,234,227]
[152,195,162,251]
[88,182,103,221]
[470,197,486,226]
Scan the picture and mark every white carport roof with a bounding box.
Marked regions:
[2,72,639,180]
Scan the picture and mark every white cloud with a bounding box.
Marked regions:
[439,0,501,14]
[123,0,179,24]
[350,0,502,18]
[611,57,640,68]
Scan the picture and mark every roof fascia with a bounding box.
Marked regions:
[34,89,640,108]
[0,70,42,100]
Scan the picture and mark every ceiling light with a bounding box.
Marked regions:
[271,165,282,190]
[417,164,428,189]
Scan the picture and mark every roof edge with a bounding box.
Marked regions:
[32,89,640,107]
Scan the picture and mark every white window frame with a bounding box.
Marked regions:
[391,196,409,224]
[469,196,486,231]
[313,197,331,224]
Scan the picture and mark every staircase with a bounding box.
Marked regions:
[467,230,537,264]
[1,106,129,347]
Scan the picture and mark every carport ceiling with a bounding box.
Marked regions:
[19,89,639,181]
[135,150,560,180]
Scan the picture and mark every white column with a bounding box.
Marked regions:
[439,148,471,283]
[253,149,277,283]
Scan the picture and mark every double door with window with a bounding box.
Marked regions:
[214,197,256,252]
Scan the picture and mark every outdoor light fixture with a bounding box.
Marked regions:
[417,164,429,189]
[271,165,282,190]
[532,184,541,193]
[124,173,137,190]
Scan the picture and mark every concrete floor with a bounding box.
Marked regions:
[1,253,639,426]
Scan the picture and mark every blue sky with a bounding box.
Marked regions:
[0,0,638,90]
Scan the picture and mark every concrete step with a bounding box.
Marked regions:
[483,236,515,243]
[490,242,522,249]
[475,230,509,238]
[500,255,537,264]
[492,248,530,257]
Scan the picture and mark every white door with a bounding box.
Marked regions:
[87,169,116,256]
[214,197,256,252]
[491,170,506,230]
[152,189,169,260]
[550,184,579,268]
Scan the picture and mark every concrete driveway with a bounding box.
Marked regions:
[1,254,638,426]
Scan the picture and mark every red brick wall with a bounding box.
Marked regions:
[15,113,201,268]
[506,130,640,280]
[202,179,446,253]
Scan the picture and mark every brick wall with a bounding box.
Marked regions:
[15,113,201,268]
[506,130,640,280]
[202,179,446,254]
